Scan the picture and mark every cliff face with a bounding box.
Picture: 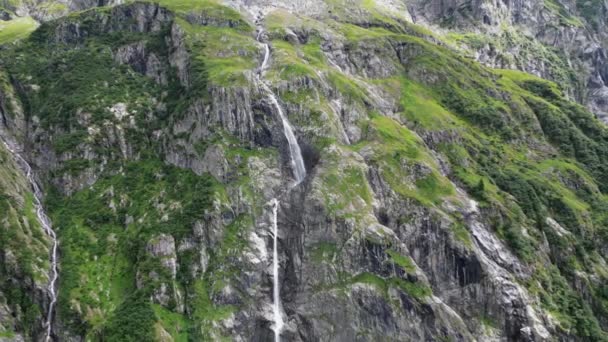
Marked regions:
[0,0,608,341]
[0,62,53,341]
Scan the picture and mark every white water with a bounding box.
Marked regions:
[257,42,306,184]
[256,29,307,341]
[261,43,271,72]
[270,198,284,342]
[264,90,306,184]
[1,138,58,342]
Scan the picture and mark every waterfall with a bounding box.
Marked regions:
[256,28,307,341]
[270,198,284,342]
[257,43,306,185]
[264,88,306,184]
[1,138,58,342]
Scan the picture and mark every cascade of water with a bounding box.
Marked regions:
[256,27,307,341]
[261,43,271,72]
[257,42,306,184]
[270,198,284,342]
[1,138,58,342]
[264,89,306,184]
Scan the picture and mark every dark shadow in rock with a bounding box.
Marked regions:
[454,253,483,287]
[251,319,274,342]
[377,208,390,226]
[300,140,319,175]
[252,103,275,148]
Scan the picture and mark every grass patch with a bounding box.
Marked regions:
[311,242,339,263]
[349,272,432,301]
[386,249,415,272]
[322,165,373,218]
[153,305,190,341]
[450,222,473,248]
[0,17,37,45]
[358,115,454,206]
[400,78,463,130]
[176,18,257,86]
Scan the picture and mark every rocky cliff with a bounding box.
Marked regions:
[0,0,607,341]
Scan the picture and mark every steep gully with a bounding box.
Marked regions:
[0,137,58,342]
[255,25,306,342]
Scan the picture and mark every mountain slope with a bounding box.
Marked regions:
[0,0,607,341]
[0,140,52,341]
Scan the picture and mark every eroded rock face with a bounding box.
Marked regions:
[2,0,126,21]
[223,0,329,18]
[114,42,168,85]
[51,2,173,44]
[138,234,184,311]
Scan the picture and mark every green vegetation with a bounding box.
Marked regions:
[187,215,253,340]
[400,78,462,130]
[0,331,16,338]
[447,27,577,98]
[358,115,454,206]
[349,272,432,301]
[49,160,218,337]
[0,4,262,338]
[3,29,162,130]
[576,0,605,30]
[528,265,606,339]
[479,314,498,330]
[180,19,256,86]
[145,0,248,27]
[311,242,339,263]
[309,10,608,336]
[450,222,473,248]
[327,71,369,104]
[446,32,490,50]
[53,131,88,154]
[170,2,257,87]
[322,163,373,219]
[0,17,37,44]
[103,292,157,341]
[326,0,429,39]
[544,0,584,27]
[34,1,68,15]
[371,21,608,334]
[386,249,415,273]
[153,305,189,342]
[0,146,49,340]
[190,279,236,340]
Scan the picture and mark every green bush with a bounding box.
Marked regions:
[102,291,156,342]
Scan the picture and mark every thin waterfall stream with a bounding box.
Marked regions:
[256,28,307,342]
[1,138,58,342]
[270,198,283,342]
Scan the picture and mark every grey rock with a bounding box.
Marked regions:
[114,42,168,85]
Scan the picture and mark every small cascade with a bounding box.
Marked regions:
[0,138,58,342]
[256,27,307,341]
